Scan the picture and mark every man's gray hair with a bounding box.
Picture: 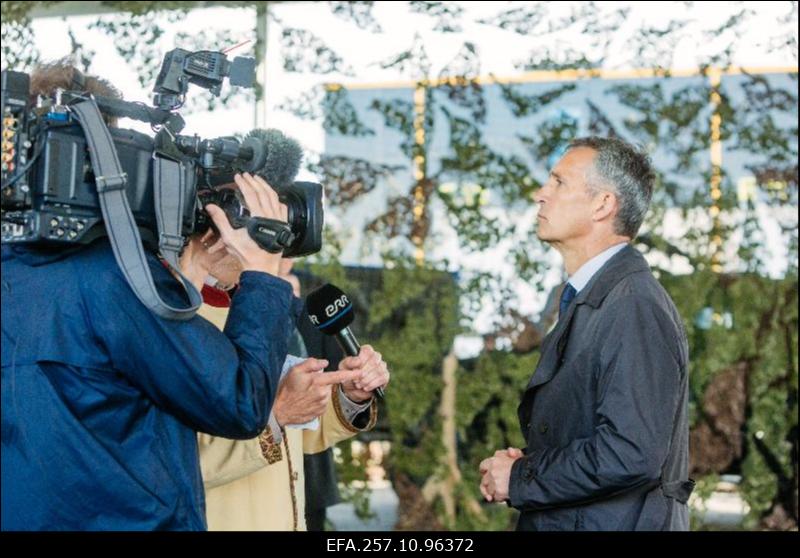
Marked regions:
[569,136,655,238]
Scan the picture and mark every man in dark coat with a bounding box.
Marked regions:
[479,136,694,531]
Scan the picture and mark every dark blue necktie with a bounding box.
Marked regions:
[559,283,577,319]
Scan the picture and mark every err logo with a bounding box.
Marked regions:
[310,295,349,325]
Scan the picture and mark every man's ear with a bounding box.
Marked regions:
[592,190,617,223]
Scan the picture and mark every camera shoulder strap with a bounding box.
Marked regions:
[69,97,202,320]
[153,155,189,270]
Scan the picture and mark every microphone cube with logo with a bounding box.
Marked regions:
[307,283,384,398]
[307,283,354,336]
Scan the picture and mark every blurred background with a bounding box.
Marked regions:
[2,1,797,531]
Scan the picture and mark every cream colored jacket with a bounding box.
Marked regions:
[197,304,377,531]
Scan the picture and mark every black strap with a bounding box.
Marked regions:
[69,97,202,320]
[661,479,696,504]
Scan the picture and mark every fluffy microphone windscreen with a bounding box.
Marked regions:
[244,128,302,189]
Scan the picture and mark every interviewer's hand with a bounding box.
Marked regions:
[206,173,288,276]
[272,358,364,427]
[338,345,390,403]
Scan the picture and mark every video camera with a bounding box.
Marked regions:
[1,48,323,258]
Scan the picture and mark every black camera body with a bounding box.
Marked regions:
[1,49,323,258]
[1,112,191,248]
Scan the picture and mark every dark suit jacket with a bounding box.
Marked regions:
[296,303,345,512]
[510,245,694,531]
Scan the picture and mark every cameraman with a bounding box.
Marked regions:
[1,62,293,531]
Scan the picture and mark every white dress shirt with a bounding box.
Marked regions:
[567,242,628,293]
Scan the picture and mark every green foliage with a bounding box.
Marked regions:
[89,11,186,88]
[364,264,460,473]
[323,87,375,136]
[1,19,40,71]
[455,351,539,528]
[499,82,577,118]
[335,442,378,522]
[329,1,382,33]
[660,271,798,528]
[409,1,464,34]
[281,27,353,76]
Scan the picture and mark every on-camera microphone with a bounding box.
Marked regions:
[306,283,385,399]
[200,127,303,188]
[244,128,302,189]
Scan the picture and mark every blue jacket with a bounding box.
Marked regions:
[1,240,292,530]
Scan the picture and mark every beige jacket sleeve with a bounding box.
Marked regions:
[303,387,378,455]
[198,433,269,490]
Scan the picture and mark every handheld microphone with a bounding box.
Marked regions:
[306,283,385,399]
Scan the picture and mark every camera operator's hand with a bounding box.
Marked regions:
[206,173,289,277]
[272,358,364,427]
[179,229,229,291]
[338,345,390,403]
